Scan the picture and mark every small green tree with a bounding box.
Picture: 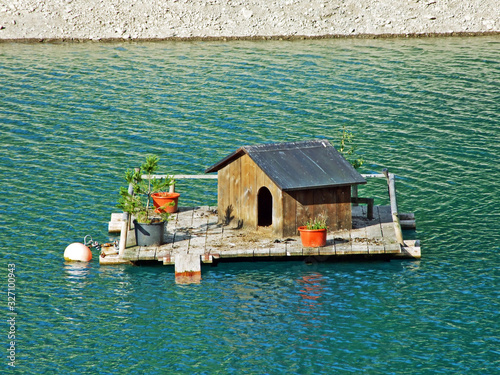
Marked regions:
[117,155,174,223]
[338,125,364,170]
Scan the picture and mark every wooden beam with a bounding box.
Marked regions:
[351,197,374,219]
[145,174,383,180]
[119,167,139,258]
[352,185,358,206]
[400,220,416,230]
[382,169,404,246]
[400,212,415,220]
[144,174,218,180]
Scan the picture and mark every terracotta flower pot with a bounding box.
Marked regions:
[152,192,180,213]
[298,226,327,247]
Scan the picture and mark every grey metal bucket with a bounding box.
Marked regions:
[133,220,165,247]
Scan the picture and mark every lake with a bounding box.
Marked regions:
[0,36,499,373]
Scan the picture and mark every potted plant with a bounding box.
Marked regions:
[152,191,180,214]
[298,215,328,248]
[117,155,173,247]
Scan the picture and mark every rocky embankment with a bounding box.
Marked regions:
[0,0,498,41]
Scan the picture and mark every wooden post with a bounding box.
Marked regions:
[366,198,374,220]
[175,253,202,284]
[382,169,404,246]
[119,167,139,257]
[352,185,358,206]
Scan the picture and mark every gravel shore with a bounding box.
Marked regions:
[0,0,499,41]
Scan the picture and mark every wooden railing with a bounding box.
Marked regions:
[147,173,384,183]
[382,169,405,246]
[145,174,218,193]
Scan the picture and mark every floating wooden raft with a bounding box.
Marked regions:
[108,210,416,233]
[100,205,420,267]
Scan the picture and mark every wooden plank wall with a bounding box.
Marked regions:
[314,187,337,230]
[217,165,230,225]
[285,186,352,237]
[250,155,283,235]
[295,190,313,229]
[282,191,297,237]
[229,157,241,224]
[337,185,352,230]
[263,175,283,236]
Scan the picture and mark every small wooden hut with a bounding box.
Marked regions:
[205,140,366,237]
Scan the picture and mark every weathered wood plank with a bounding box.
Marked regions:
[147,174,218,180]
[229,156,241,223]
[377,205,393,223]
[286,241,303,256]
[295,189,314,226]
[108,213,124,233]
[365,207,385,254]
[399,240,421,259]
[175,253,201,277]
[270,243,287,257]
[125,225,137,248]
[254,248,271,257]
[99,254,133,265]
[218,165,230,225]
[122,246,140,261]
[351,205,364,218]
[138,246,157,261]
[400,220,416,229]
[102,204,416,265]
[314,187,338,231]
[400,212,415,220]
[156,248,173,263]
[351,224,369,254]
[303,247,321,256]
[333,230,352,255]
[319,240,336,255]
[375,206,401,254]
[383,171,404,245]
[337,185,351,230]
[282,191,297,237]
[240,154,256,229]
[350,243,369,254]
[271,183,284,237]
[188,235,207,253]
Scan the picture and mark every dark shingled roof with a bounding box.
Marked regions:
[205,140,366,191]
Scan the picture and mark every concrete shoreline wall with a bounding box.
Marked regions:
[1,0,498,41]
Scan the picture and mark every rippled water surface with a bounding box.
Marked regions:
[1,37,499,374]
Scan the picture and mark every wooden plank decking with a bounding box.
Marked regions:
[100,205,420,266]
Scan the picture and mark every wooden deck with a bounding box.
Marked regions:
[100,205,420,266]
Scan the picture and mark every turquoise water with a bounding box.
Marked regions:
[1,37,499,373]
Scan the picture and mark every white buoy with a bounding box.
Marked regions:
[64,243,92,262]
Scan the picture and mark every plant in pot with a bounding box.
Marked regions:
[298,215,328,248]
[151,188,180,214]
[117,155,173,247]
